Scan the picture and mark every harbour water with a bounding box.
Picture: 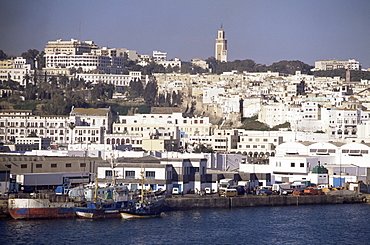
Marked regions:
[1,203,369,245]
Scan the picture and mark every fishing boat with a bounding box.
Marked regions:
[8,193,76,220]
[73,187,129,219]
[120,195,165,219]
[120,168,165,219]
[73,157,129,219]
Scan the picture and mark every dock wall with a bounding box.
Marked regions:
[163,194,366,211]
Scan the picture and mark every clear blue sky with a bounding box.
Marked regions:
[1,0,369,68]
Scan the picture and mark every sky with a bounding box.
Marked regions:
[1,0,369,68]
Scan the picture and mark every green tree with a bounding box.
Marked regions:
[0,50,7,60]
[143,80,157,105]
[128,79,143,98]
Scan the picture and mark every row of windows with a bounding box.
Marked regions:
[239,145,266,149]
[5,163,87,169]
[241,138,273,142]
[1,122,65,128]
[121,171,155,179]
[120,119,204,124]
[275,162,305,167]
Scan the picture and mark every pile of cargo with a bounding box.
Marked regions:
[292,187,324,196]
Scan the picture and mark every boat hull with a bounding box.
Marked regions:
[74,207,121,219]
[8,198,75,220]
[120,211,161,219]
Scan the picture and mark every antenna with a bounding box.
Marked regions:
[221,23,223,29]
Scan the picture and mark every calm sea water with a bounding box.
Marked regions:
[1,204,369,245]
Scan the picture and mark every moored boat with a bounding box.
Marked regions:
[73,199,125,219]
[8,193,76,220]
[120,167,165,219]
[120,196,165,219]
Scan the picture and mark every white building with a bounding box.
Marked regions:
[44,54,124,73]
[44,39,98,55]
[152,50,167,62]
[76,71,141,87]
[0,57,33,85]
[314,59,361,71]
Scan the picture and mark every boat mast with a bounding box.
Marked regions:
[94,172,98,201]
[140,166,145,203]
[111,153,116,187]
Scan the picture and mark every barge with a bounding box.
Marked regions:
[8,193,76,219]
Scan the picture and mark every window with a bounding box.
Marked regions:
[51,164,57,168]
[291,162,295,167]
[21,164,27,169]
[80,163,86,168]
[125,171,135,179]
[300,163,304,167]
[146,171,155,179]
[105,170,113,178]
[36,164,42,168]
[66,163,72,168]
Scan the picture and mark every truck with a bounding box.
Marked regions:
[218,179,235,192]
[272,183,306,195]
[255,186,273,195]
[272,183,293,195]
[238,180,258,194]
[218,179,236,195]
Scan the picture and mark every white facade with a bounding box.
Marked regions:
[44,39,98,55]
[314,59,361,71]
[76,71,141,87]
[0,57,33,85]
[114,112,212,138]
[45,54,124,73]
[152,50,167,62]
[157,58,181,68]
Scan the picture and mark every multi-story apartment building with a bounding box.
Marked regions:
[0,111,70,144]
[237,133,283,159]
[44,39,98,55]
[258,103,288,127]
[321,107,362,139]
[0,57,33,85]
[113,110,212,139]
[0,108,113,146]
[76,71,141,87]
[44,54,124,73]
[211,129,238,153]
[314,59,361,71]
[152,50,167,62]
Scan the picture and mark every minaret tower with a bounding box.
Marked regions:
[215,25,227,62]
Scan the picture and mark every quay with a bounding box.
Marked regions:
[163,192,368,211]
[0,193,368,219]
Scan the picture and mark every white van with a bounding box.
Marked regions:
[172,187,180,195]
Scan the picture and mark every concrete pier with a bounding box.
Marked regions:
[163,193,366,211]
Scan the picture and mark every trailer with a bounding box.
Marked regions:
[22,172,90,187]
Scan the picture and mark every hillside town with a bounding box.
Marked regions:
[1,27,370,199]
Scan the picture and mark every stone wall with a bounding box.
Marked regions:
[163,194,365,211]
